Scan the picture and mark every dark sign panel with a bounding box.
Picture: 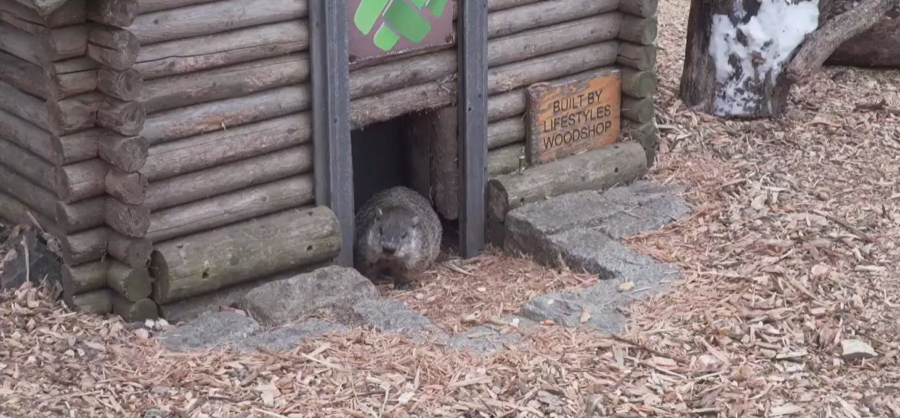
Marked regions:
[348,0,454,64]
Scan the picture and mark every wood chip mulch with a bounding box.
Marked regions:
[2,0,900,416]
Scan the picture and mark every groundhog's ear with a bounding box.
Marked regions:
[375,208,383,219]
[411,215,420,226]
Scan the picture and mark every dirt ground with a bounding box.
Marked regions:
[2,1,900,417]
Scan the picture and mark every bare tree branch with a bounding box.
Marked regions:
[787,0,892,81]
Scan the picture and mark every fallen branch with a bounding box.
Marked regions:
[787,0,892,81]
[813,210,875,243]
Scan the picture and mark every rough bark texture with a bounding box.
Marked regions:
[60,227,110,266]
[129,0,308,45]
[142,113,310,181]
[98,134,148,173]
[679,0,810,118]
[105,169,148,205]
[55,158,109,203]
[62,260,108,303]
[133,20,309,80]
[104,197,151,237]
[0,136,56,193]
[146,175,314,243]
[150,207,342,304]
[97,67,143,101]
[111,295,159,322]
[106,261,152,302]
[827,4,900,67]
[68,289,113,314]
[788,0,892,80]
[144,145,311,211]
[107,232,153,268]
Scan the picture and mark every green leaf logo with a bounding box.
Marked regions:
[354,0,448,51]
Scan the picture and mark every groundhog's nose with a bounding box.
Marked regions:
[382,243,397,254]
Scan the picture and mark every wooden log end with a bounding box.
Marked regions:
[104,197,150,237]
[618,15,658,45]
[105,169,147,205]
[87,35,139,71]
[68,288,113,314]
[62,260,109,303]
[619,0,658,18]
[97,67,143,101]
[620,68,658,99]
[617,42,657,71]
[622,96,655,124]
[111,295,159,322]
[98,134,148,172]
[97,98,145,137]
[107,232,153,268]
[59,227,110,267]
[106,260,152,302]
[86,0,138,28]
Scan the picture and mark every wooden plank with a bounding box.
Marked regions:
[68,289,113,314]
[458,0,488,257]
[130,0,308,45]
[0,79,50,132]
[104,169,147,204]
[620,67,658,98]
[45,57,100,100]
[107,232,153,268]
[134,20,309,80]
[0,20,48,66]
[310,0,353,266]
[98,133,148,172]
[111,295,158,322]
[62,260,108,306]
[97,67,143,101]
[107,261,151,301]
[525,70,621,164]
[0,50,47,98]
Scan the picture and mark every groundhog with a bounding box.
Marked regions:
[354,186,442,290]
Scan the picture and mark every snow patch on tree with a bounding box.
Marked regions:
[708,0,820,116]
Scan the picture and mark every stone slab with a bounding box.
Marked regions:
[158,312,260,352]
[1,230,62,290]
[241,266,379,326]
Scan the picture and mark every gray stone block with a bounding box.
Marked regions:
[1,230,62,290]
[158,312,260,352]
[598,196,691,239]
[549,229,678,281]
[241,266,379,326]
[233,319,349,353]
[520,292,626,333]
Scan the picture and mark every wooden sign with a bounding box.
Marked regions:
[525,70,621,164]
[348,0,453,66]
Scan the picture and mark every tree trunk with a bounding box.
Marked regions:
[827,5,899,67]
[680,0,819,118]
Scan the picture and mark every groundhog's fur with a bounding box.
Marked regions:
[354,186,442,289]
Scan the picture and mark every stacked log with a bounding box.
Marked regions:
[80,0,343,322]
[617,0,659,167]
[393,0,622,220]
[0,0,107,315]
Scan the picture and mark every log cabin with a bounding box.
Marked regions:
[0,0,659,323]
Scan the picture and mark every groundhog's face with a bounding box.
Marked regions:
[374,208,423,262]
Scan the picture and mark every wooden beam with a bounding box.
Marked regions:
[309,0,353,266]
[458,0,489,257]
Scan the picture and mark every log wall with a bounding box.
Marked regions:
[0,0,659,323]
